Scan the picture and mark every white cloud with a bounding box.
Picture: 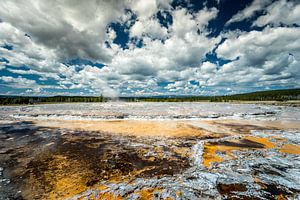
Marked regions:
[195,7,219,29]
[131,0,158,20]
[171,7,218,38]
[0,0,127,62]
[253,0,300,27]
[107,28,117,42]
[130,0,173,20]
[130,19,168,39]
[0,76,37,88]
[164,81,201,95]
[110,32,220,81]
[0,22,62,73]
[201,61,217,73]
[1,0,299,96]
[226,0,271,25]
[0,21,118,96]
[7,69,61,81]
[217,27,300,62]
[214,26,300,87]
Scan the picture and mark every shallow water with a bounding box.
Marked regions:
[1,102,299,121]
[0,102,299,199]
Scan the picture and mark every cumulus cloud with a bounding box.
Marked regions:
[0,0,126,62]
[215,27,300,87]
[171,7,218,37]
[0,13,120,96]
[110,32,220,81]
[225,0,271,25]
[130,19,168,39]
[131,0,158,20]
[253,0,300,27]
[0,76,38,91]
[201,62,217,73]
[0,22,64,75]
[104,5,221,92]
[216,27,300,62]
[0,0,299,96]
[130,0,173,20]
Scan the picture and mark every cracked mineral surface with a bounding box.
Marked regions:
[0,102,299,199]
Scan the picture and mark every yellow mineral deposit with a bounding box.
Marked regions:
[203,136,275,167]
[97,192,123,200]
[244,136,275,149]
[35,120,218,138]
[49,177,87,200]
[203,143,224,168]
[137,188,163,200]
[7,116,300,199]
[280,143,300,154]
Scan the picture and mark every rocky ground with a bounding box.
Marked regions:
[0,102,299,200]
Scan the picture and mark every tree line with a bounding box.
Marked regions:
[0,88,299,105]
[0,96,105,105]
[121,88,300,102]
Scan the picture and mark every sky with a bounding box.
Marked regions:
[0,0,299,97]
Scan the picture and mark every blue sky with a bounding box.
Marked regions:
[0,0,299,97]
